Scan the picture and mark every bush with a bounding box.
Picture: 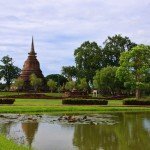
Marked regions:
[123,99,150,105]
[62,99,108,105]
[0,98,15,104]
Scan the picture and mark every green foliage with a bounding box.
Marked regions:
[62,99,108,105]
[74,41,103,85]
[0,55,21,90]
[77,78,88,91]
[0,134,30,150]
[65,81,76,91]
[93,66,123,95]
[45,74,68,86]
[62,66,77,80]
[30,74,42,92]
[47,79,57,92]
[0,97,149,113]
[0,83,6,91]
[0,98,15,104]
[117,44,150,98]
[14,78,24,94]
[103,34,136,67]
[123,99,150,105]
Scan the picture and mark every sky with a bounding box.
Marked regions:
[0,0,150,76]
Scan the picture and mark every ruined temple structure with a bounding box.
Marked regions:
[19,37,44,89]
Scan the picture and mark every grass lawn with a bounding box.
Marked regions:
[0,92,25,96]
[0,92,149,113]
[0,92,63,97]
[0,135,30,150]
[0,98,149,113]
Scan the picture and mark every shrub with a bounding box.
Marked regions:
[0,98,15,104]
[123,99,150,105]
[62,99,108,105]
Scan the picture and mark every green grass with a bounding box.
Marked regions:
[0,135,30,150]
[0,92,63,97]
[0,92,149,114]
[45,92,63,97]
[14,99,61,106]
[0,99,149,113]
[0,92,24,96]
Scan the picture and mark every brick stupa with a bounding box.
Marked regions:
[19,38,44,87]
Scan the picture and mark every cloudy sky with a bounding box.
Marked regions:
[0,0,150,76]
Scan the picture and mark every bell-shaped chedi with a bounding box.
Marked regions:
[19,37,44,83]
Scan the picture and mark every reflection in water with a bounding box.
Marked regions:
[73,113,150,150]
[0,121,13,135]
[73,125,118,150]
[0,113,149,150]
[22,122,38,147]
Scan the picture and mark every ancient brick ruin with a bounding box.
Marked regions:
[19,37,44,89]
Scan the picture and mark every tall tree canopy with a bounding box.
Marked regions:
[74,41,103,85]
[116,45,150,99]
[0,55,21,90]
[30,73,42,93]
[93,66,123,95]
[45,74,67,87]
[61,66,77,81]
[103,34,136,67]
[14,78,24,95]
[65,81,76,91]
[47,79,57,93]
[77,78,88,91]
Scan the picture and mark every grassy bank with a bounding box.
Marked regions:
[0,135,30,150]
[0,99,149,113]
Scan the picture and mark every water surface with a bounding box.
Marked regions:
[0,113,150,150]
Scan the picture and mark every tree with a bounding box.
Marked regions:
[0,55,21,90]
[74,41,103,85]
[77,78,88,91]
[103,34,136,67]
[45,74,68,87]
[93,66,123,95]
[116,45,150,99]
[0,83,6,91]
[62,66,77,81]
[30,74,42,93]
[14,78,24,95]
[65,81,76,91]
[47,79,57,93]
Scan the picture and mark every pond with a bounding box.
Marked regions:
[0,113,150,150]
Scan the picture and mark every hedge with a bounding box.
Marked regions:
[62,99,108,105]
[0,98,15,104]
[123,99,150,105]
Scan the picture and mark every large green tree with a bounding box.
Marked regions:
[74,41,103,85]
[14,78,24,95]
[65,81,76,91]
[30,73,42,93]
[93,66,123,95]
[47,79,57,93]
[61,66,77,81]
[103,34,136,67]
[77,78,88,91]
[116,45,150,99]
[0,55,21,90]
[45,74,67,87]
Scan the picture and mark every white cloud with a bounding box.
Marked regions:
[0,0,150,76]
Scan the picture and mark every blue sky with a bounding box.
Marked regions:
[0,0,150,76]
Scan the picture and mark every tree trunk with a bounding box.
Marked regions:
[136,88,141,99]
[18,89,19,95]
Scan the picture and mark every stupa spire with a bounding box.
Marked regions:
[29,36,36,55]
